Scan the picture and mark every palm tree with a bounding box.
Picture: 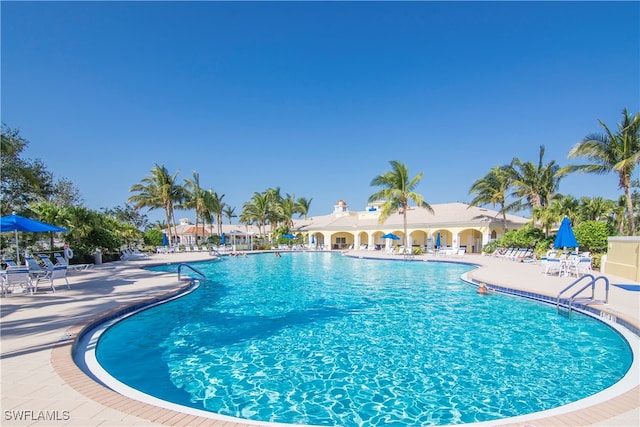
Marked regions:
[183,171,205,244]
[265,187,284,233]
[369,160,433,250]
[563,109,640,235]
[509,145,565,211]
[129,164,184,244]
[295,196,313,219]
[223,206,237,225]
[281,193,297,230]
[202,190,225,236]
[242,192,270,236]
[468,165,513,231]
[579,197,615,222]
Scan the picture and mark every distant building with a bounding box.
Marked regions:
[293,200,530,253]
[164,200,530,253]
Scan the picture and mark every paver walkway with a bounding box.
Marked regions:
[1,251,638,426]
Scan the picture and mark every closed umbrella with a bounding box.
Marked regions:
[435,232,441,248]
[162,233,169,246]
[554,217,578,249]
[0,213,67,264]
[221,233,226,245]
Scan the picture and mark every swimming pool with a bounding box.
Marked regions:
[91,252,633,426]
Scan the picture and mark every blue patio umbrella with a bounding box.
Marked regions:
[283,233,296,239]
[162,233,169,246]
[311,234,315,244]
[435,232,441,248]
[0,213,68,264]
[221,233,226,245]
[381,233,400,240]
[554,216,578,249]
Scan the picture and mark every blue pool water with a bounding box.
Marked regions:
[95,252,632,426]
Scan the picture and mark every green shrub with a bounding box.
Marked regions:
[573,221,612,253]
[144,229,164,246]
[484,226,545,254]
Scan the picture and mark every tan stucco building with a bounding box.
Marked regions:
[294,200,530,253]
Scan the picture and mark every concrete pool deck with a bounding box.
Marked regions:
[1,250,638,427]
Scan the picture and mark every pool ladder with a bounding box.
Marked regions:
[177,263,206,284]
[556,274,609,318]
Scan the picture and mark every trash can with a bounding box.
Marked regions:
[94,249,103,265]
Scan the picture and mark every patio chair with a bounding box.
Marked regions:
[54,253,94,271]
[542,257,562,276]
[577,257,593,276]
[37,265,70,293]
[120,249,149,261]
[25,255,49,282]
[3,257,18,267]
[37,254,56,270]
[2,266,33,296]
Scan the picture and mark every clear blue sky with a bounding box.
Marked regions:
[3,1,638,224]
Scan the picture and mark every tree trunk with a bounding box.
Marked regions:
[624,182,636,235]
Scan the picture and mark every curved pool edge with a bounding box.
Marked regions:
[54,253,640,427]
[459,272,640,426]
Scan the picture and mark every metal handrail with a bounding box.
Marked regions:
[177,263,206,282]
[556,274,610,317]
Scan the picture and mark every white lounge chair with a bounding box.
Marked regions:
[576,257,593,276]
[2,266,33,296]
[25,255,49,282]
[542,257,562,276]
[37,265,70,293]
[120,249,149,261]
[37,254,56,270]
[53,253,94,271]
[3,258,18,267]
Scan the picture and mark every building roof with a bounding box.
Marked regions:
[294,202,530,231]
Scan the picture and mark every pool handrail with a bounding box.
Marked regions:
[556,273,610,317]
[177,263,206,283]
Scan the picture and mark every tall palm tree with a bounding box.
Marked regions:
[242,191,270,236]
[369,160,433,250]
[295,196,313,219]
[129,164,184,244]
[281,193,297,230]
[509,145,564,211]
[265,187,284,232]
[223,206,237,225]
[563,109,640,235]
[183,171,205,244]
[468,165,513,231]
[202,190,225,236]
